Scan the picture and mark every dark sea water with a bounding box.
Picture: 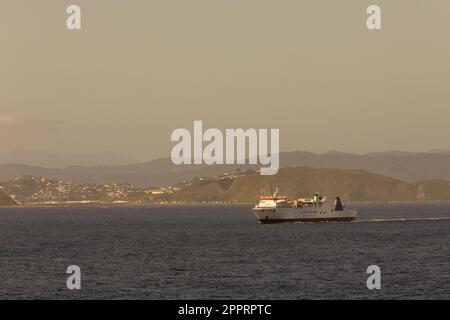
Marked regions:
[0,203,449,299]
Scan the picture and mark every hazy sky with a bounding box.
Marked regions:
[1,0,450,161]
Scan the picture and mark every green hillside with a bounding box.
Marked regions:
[163,167,450,203]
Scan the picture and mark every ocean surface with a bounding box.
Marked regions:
[0,203,449,299]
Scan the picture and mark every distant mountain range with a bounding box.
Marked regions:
[0,160,246,187]
[162,167,450,203]
[0,149,137,168]
[280,151,450,182]
[3,150,450,187]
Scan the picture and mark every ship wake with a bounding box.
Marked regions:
[352,216,450,223]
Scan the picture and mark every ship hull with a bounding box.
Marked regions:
[256,216,356,224]
[252,206,357,224]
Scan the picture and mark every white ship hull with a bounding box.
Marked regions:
[252,203,357,224]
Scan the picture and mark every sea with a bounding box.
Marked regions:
[0,203,449,299]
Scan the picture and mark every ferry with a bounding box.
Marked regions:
[252,190,357,224]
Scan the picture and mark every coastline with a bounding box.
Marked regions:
[3,200,450,209]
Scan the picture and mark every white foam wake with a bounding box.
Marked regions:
[353,217,450,223]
